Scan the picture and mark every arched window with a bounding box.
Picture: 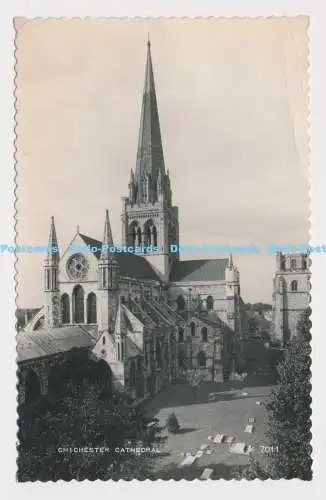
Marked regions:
[280,255,286,271]
[178,327,184,342]
[121,342,124,361]
[302,257,308,270]
[73,285,84,323]
[291,280,298,292]
[201,326,208,342]
[152,226,157,246]
[117,343,120,361]
[177,295,186,312]
[206,295,214,311]
[137,227,142,246]
[156,340,162,367]
[190,322,196,337]
[87,292,97,324]
[102,336,106,345]
[61,294,70,324]
[128,222,138,247]
[131,226,136,246]
[121,296,125,305]
[178,351,185,368]
[144,220,157,247]
[291,259,297,270]
[25,370,40,405]
[197,351,206,368]
[130,361,136,386]
[146,225,151,246]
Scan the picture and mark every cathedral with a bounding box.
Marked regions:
[17,41,248,406]
[272,252,311,344]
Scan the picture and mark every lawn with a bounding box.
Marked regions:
[143,377,275,479]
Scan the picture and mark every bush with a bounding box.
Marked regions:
[166,413,180,434]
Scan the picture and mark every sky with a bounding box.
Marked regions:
[15,17,310,307]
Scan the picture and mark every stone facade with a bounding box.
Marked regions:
[18,41,248,406]
[272,252,310,344]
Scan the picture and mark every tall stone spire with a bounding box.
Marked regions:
[44,216,60,328]
[100,209,114,260]
[134,39,166,203]
[47,216,59,263]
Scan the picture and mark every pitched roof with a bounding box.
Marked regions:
[79,234,161,281]
[17,326,98,362]
[125,336,142,358]
[170,259,228,282]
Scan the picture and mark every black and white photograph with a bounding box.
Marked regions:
[14,17,311,481]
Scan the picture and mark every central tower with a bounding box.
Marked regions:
[121,40,179,282]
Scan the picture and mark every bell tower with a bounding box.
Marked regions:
[121,40,179,282]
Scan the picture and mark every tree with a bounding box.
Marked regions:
[234,339,312,480]
[264,340,312,479]
[233,456,270,480]
[17,379,165,481]
[296,307,311,342]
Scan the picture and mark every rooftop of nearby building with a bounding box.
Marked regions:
[17,325,98,362]
[169,259,229,282]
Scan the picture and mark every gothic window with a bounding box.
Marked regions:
[190,322,196,337]
[25,370,41,405]
[102,336,106,345]
[67,253,89,280]
[291,280,298,292]
[53,269,57,289]
[137,227,142,246]
[156,340,162,368]
[201,326,208,342]
[129,224,137,246]
[178,327,184,342]
[206,295,214,311]
[45,269,50,290]
[144,220,157,246]
[178,351,185,368]
[87,292,97,324]
[117,343,120,361]
[129,221,142,247]
[130,361,136,386]
[61,294,70,324]
[121,342,124,361]
[177,295,186,311]
[291,259,297,270]
[280,255,286,271]
[197,351,206,368]
[146,225,152,246]
[152,226,158,246]
[73,285,84,323]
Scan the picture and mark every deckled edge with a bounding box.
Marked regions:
[14,16,19,484]
[13,16,312,483]
[307,14,313,480]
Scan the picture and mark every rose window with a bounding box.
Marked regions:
[66,253,89,280]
